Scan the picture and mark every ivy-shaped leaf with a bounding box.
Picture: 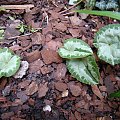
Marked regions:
[94,24,120,65]
[66,55,100,85]
[58,38,93,59]
[0,48,20,78]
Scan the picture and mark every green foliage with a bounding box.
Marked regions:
[109,90,120,98]
[0,29,4,40]
[0,7,6,12]
[58,38,93,59]
[58,38,100,85]
[86,0,96,9]
[75,10,120,20]
[67,56,99,84]
[93,24,120,65]
[96,0,119,10]
[0,48,20,78]
[17,23,27,33]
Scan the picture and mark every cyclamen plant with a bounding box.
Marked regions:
[58,38,100,85]
[0,48,20,78]
[58,24,120,85]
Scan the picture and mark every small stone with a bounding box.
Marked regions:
[62,90,69,97]
[43,105,51,112]
[40,66,52,75]
[69,84,81,97]
[17,91,29,103]
[38,83,49,98]
[25,82,38,96]
[54,82,67,92]
[2,85,11,96]
[18,80,30,89]
[54,63,67,80]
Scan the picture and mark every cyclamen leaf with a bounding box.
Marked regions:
[93,24,120,65]
[67,56,100,85]
[0,48,20,78]
[58,38,93,59]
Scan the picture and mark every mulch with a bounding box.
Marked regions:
[0,0,120,120]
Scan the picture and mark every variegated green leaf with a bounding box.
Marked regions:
[93,24,120,65]
[58,38,93,59]
[0,48,20,78]
[67,56,100,85]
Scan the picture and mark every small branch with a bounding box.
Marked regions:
[0,4,34,10]
[7,28,42,40]
[59,0,83,14]
[0,4,34,12]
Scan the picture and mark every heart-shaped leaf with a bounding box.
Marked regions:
[67,55,100,85]
[0,48,20,78]
[93,24,120,65]
[58,38,93,59]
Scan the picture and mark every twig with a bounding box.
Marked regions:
[7,33,32,40]
[0,4,34,12]
[0,4,34,10]
[7,27,42,40]
[59,0,83,14]
[62,11,75,16]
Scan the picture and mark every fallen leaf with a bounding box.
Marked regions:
[70,16,82,26]
[45,40,62,51]
[68,28,80,37]
[9,45,23,51]
[25,50,41,63]
[104,76,115,95]
[30,32,44,45]
[54,22,67,32]
[29,59,44,73]
[14,61,29,79]
[91,85,104,100]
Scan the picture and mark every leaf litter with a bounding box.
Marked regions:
[0,0,120,119]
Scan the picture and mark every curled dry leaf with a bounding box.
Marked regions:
[14,61,29,78]
[91,85,104,100]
